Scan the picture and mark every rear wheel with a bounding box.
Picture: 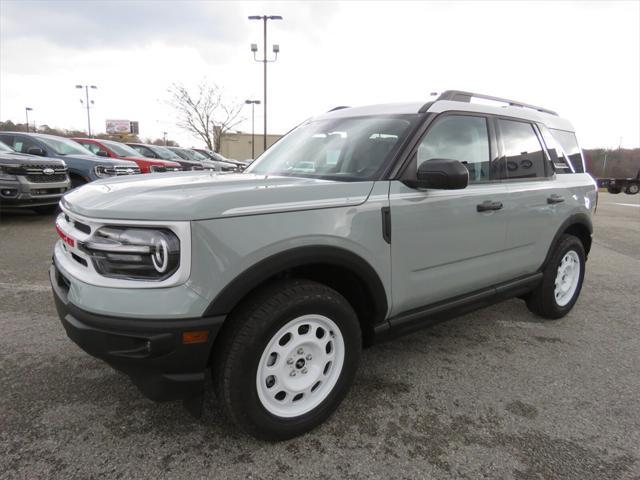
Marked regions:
[625,183,639,195]
[607,185,622,194]
[525,234,585,319]
[212,279,361,440]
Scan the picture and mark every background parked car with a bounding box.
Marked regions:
[194,149,251,170]
[0,132,140,188]
[72,138,182,174]
[0,140,70,214]
[167,146,237,172]
[126,143,203,171]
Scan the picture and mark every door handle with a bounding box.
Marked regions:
[476,200,503,212]
[547,194,565,204]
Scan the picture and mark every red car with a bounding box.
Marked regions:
[72,138,182,174]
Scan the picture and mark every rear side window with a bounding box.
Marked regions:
[417,115,491,183]
[549,129,585,173]
[497,119,547,179]
[538,124,572,173]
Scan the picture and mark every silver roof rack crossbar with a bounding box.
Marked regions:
[328,106,350,112]
[419,90,558,116]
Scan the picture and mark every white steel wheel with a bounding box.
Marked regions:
[554,250,581,307]
[256,314,345,418]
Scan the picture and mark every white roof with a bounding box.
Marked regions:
[315,98,575,132]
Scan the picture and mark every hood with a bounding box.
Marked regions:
[61,172,375,221]
[122,156,178,166]
[62,154,138,167]
[0,153,66,167]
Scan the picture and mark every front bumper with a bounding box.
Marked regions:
[0,176,70,208]
[50,262,225,401]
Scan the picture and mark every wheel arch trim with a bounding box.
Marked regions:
[542,213,593,269]
[202,245,389,325]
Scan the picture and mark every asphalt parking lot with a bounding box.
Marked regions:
[1,192,639,480]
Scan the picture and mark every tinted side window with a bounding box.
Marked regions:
[417,115,491,183]
[497,119,547,179]
[131,145,154,158]
[10,136,40,154]
[550,129,585,173]
[0,135,16,147]
[538,124,572,173]
[80,142,102,155]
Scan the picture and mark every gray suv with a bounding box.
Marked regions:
[0,140,70,213]
[50,91,597,440]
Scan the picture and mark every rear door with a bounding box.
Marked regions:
[497,118,569,277]
[389,113,512,315]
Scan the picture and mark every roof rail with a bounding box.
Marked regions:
[327,106,350,112]
[419,90,558,116]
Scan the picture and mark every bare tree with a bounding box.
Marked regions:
[168,80,244,152]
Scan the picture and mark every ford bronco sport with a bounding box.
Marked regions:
[50,91,597,440]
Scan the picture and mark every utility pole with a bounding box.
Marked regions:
[163,131,168,146]
[245,99,261,159]
[76,84,97,136]
[25,107,33,133]
[249,15,282,152]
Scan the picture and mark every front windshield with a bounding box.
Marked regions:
[0,141,14,153]
[102,140,143,158]
[152,146,182,160]
[247,115,418,181]
[39,136,94,156]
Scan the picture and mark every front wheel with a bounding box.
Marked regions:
[212,279,361,440]
[525,234,585,319]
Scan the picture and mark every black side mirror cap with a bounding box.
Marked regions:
[26,147,47,156]
[96,150,109,157]
[405,158,469,190]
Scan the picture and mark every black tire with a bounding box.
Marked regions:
[625,183,639,195]
[32,205,58,215]
[526,234,585,319]
[607,185,622,194]
[212,279,361,441]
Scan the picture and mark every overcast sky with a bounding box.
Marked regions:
[1,0,639,149]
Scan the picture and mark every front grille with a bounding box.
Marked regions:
[13,164,67,180]
[64,213,91,234]
[31,187,67,196]
[26,173,68,183]
[114,166,141,176]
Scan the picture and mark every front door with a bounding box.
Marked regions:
[389,113,512,316]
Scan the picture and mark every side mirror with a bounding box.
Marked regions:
[27,147,46,156]
[96,150,109,157]
[405,158,469,189]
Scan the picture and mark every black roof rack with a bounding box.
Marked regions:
[327,106,350,112]
[419,90,558,116]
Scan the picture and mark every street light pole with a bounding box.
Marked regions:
[249,15,282,153]
[245,99,261,159]
[76,84,97,136]
[163,132,168,146]
[25,107,33,133]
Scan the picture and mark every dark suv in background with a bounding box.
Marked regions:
[126,143,203,171]
[0,140,69,214]
[167,146,237,172]
[0,132,140,187]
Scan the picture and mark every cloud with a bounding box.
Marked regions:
[2,0,245,50]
